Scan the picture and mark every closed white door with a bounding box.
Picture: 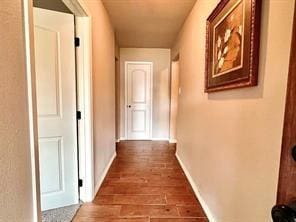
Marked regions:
[126,62,153,140]
[34,8,78,211]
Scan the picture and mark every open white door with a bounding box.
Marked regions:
[126,62,153,140]
[34,8,79,211]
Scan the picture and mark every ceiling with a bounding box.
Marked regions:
[102,0,197,48]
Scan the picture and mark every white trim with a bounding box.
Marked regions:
[75,17,94,202]
[93,152,116,198]
[151,138,170,141]
[176,153,216,222]
[169,139,177,143]
[62,0,94,203]
[124,61,153,140]
[119,137,170,142]
[23,0,41,221]
[62,0,89,16]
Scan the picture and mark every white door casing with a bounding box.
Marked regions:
[34,8,79,210]
[125,62,153,140]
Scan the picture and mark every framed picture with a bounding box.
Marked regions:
[205,0,262,92]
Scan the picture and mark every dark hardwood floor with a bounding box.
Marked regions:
[73,140,208,222]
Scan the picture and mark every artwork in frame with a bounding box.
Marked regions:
[205,0,262,92]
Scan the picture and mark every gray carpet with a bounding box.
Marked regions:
[42,204,80,222]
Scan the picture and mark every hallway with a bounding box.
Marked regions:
[73,141,208,222]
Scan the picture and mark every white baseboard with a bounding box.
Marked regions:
[176,153,216,222]
[118,137,169,141]
[151,137,169,141]
[169,138,177,143]
[93,152,116,199]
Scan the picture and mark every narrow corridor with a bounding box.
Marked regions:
[73,141,208,222]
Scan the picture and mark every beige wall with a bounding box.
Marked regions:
[85,0,116,188]
[120,48,171,139]
[172,0,295,221]
[0,0,35,221]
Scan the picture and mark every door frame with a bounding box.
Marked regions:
[64,0,94,204]
[124,61,153,140]
[23,0,94,221]
[276,0,296,205]
[169,54,180,144]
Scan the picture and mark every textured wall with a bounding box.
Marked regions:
[0,0,35,221]
[172,0,295,221]
[84,0,116,189]
[119,48,171,139]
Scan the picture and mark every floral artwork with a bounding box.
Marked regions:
[213,1,243,77]
[205,0,261,92]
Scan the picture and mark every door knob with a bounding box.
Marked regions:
[128,105,131,108]
[272,201,296,222]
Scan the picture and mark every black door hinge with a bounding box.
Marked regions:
[77,111,82,120]
[75,37,80,47]
[78,179,83,187]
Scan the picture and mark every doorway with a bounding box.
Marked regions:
[24,0,93,220]
[125,61,153,140]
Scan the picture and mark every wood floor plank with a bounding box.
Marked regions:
[99,184,194,195]
[166,195,199,206]
[73,218,149,222]
[99,185,163,195]
[150,219,208,222]
[73,141,207,221]
[177,206,207,217]
[120,205,179,217]
[76,205,121,218]
[94,194,166,205]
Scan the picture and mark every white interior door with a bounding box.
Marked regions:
[34,8,78,211]
[126,62,152,140]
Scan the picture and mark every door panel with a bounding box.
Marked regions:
[39,137,63,194]
[131,69,146,102]
[132,110,146,132]
[126,63,152,139]
[35,27,61,117]
[34,8,78,211]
